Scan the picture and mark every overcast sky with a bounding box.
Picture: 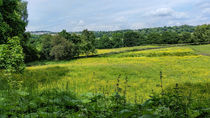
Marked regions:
[26,0,210,32]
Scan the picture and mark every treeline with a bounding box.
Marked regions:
[27,24,210,62]
[26,30,96,62]
[95,24,210,49]
[94,25,195,38]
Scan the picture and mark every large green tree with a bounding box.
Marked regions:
[98,34,113,49]
[0,0,28,73]
[50,36,75,60]
[193,24,210,43]
[0,0,28,44]
[81,29,96,56]
[123,31,140,47]
[112,33,123,48]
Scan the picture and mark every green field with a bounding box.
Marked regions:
[15,44,209,104]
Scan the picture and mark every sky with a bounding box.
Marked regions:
[26,0,210,32]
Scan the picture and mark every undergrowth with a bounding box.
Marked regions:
[0,73,209,118]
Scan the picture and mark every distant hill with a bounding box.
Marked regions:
[93,25,196,38]
[29,25,196,36]
[29,31,57,35]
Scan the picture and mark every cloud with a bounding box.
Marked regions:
[148,7,188,19]
[130,23,146,29]
[25,0,210,32]
[150,8,174,17]
[114,16,127,22]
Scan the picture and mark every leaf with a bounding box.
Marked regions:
[119,109,134,117]
[17,91,29,96]
[82,99,91,104]
[0,0,2,6]
[140,114,160,118]
[0,115,7,118]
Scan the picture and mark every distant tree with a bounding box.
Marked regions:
[81,29,96,55]
[50,36,75,60]
[178,32,192,43]
[138,33,147,45]
[161,31,179,44]
[147,32,161,44]
[112,33,123,48]
[123,31,140,47]
[193,24,210,43]
[70,33,82,56]
[98,34,113,49]
[58,30,71,40]
[41,35,53,60]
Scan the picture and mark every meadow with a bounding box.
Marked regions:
[23,44,210,103]
[1,44,210,117]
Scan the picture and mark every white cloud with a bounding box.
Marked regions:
[150,8,174,17]
[202,8,210,15]
[114,16,127,22]
[148,7,188,19]
[130,23,146,29]
[25,0,210,31]
[78,20,85,25]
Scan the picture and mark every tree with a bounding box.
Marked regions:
[18,0,28,25]
[50,36,75,60]
[58,30,71,40]
[123,31,140,47]
[147,32,161,44]
[98,34,113,49]
[0,0,28,44]
[161,31,179,44]
[178,32,192,43]
[81,29,96,56]
[41,35,53,60]
[193,24,210,43]
[112,33,123,48]
[58,30,83,57]
[70,33,83,57]
[0,0,28,73]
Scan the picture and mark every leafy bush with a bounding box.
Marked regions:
[0,36,25,73]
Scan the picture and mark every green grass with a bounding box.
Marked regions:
[26,45,160,67]
[1,44,209,117]
[17,44,210,104]
[190,44,210,56]
[96,45,160,54]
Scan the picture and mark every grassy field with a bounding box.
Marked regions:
[96,45,160,54]
[18,44,210,105]
[190,44,210,56]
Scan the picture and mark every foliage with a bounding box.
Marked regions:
[94,25,195,38]
[97,34,113,49]
[0,36,25,73]
[193,24,210,43]
[93,24,209,49]
[81,29,96,56]
[0,75,209,117]
[39,29,96,60]
[41,35,53,60]
[112,33,124,48]
[50,36,75,60]
[0,0,28,44]
[123,31,140,47]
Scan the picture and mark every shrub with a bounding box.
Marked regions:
[0,36,25,73]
